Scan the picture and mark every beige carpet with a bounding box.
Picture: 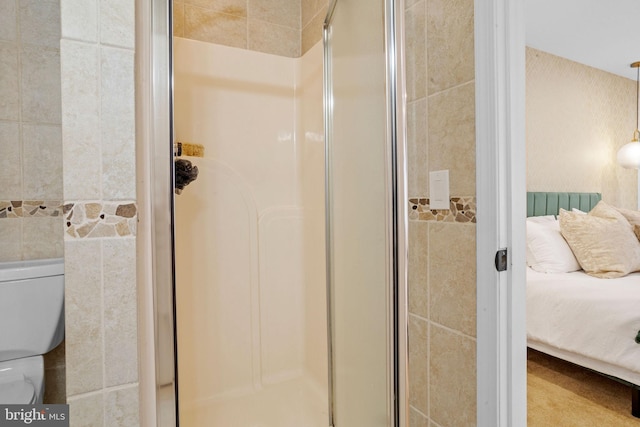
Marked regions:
[528,349,639,426]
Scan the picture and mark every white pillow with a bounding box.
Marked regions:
[526,217,581,273]
[527,214,557,224]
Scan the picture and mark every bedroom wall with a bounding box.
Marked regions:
[526,47,638,210]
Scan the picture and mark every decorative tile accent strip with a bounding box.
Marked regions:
[409,197,476,223]
[64,201,137,238]
[0,200,63,218]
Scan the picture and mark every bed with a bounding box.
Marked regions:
[526,192,640,418]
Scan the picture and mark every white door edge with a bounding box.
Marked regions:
[475,0,527,426]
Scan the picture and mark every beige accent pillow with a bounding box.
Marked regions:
[591,200,633,223]
[613,206,640,241]
[615,206,640,228]
[559,202,640,278]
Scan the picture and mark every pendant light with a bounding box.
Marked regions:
[617,61,640,169]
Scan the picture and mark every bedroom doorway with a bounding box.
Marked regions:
[522,1,640,425]
[487,1,640,425]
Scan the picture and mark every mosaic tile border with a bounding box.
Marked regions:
[409,196,476,223]
[0,201,64,218]
[64,201,137,239]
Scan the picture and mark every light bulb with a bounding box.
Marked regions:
[616,140,640,169]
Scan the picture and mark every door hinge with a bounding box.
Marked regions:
[494,248,508,272]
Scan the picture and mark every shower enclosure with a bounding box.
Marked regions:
[149,0,408,425]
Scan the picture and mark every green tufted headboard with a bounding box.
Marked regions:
[526,192,602,217]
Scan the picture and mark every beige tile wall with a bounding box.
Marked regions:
[172,0,328,57]
[405,0,477,426]
[0,0,64,261]
[301,0,327,54]
[60,0,139,425]
[0,0,66,403]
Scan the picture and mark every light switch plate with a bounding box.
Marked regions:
[429,170,450,210]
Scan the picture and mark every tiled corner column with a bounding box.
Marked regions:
[405,0,477,426]
[60,0,139,425]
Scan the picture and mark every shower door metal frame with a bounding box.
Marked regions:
[142,0,179,425]
[323,0,409,425]
[322,5,336,425]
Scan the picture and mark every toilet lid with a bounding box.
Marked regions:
[0,377,36,404]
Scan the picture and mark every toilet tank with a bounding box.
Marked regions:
[0,258,64,362]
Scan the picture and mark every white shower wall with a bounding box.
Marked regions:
[174,37,327,411]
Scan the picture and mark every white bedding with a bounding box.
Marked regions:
[527,267,640,385]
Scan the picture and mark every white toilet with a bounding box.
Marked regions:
[0,258,65,404]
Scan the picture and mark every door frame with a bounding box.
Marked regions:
[475,0,527,425]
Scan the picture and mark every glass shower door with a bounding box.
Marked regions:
[324,0,406,425]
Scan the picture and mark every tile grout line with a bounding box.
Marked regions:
[100,240,107,425]
[427,78,475,100]
[410,312,477,342]
[16,0,24,252]
[66,382,140,402]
